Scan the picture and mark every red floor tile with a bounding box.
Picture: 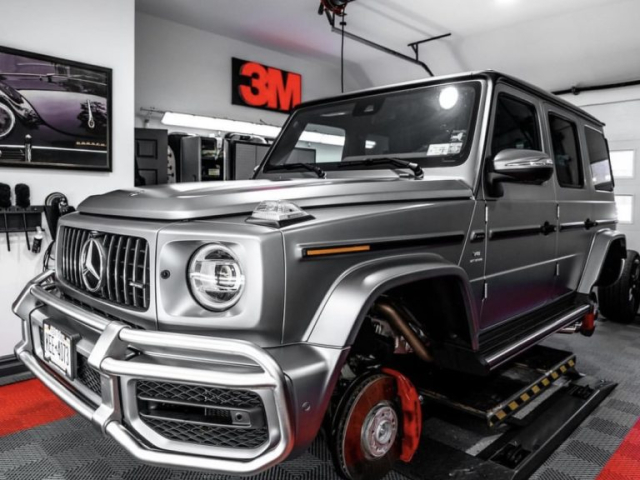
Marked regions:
[0,379,75,437]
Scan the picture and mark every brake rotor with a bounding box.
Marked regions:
[333,374,401,480]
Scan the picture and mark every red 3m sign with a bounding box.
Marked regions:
[232,58,302,113]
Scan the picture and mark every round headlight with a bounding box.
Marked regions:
[0,103,16,139]
[188,244,245,311]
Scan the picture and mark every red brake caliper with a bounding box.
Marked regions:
[382,368,422,462]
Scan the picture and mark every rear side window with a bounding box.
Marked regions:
[549,114,583,188]
[491,94,541,157]
[585,127,614,191]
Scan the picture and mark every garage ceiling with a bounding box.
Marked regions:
[136,0,640,91]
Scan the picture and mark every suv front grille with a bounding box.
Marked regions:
[136,381,268,450]
[59,227,150,310]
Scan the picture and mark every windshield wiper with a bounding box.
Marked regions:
[269,163,326,179]
[338,157,424,179]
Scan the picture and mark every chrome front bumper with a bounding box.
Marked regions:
[12,270,294,476]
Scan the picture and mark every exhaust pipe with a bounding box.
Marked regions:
[375,300,434,363]
[558,322,581,334]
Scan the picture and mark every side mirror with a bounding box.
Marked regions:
[488,148,553,192]
[487,149,554,197]
[492,149,554,184]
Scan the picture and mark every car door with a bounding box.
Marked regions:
[546,109,604,299]
[480,86,558,329]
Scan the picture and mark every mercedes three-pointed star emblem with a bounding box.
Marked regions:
[80,235,106,293]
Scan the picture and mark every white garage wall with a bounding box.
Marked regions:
[135,12,353,132]
[0,0,135,357]
[562,87,640,252]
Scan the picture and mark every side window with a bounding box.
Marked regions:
[491,94,541,157]
[549,114,583,188]
[585,127,614,191]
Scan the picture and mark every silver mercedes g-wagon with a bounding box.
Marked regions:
[13,71,632,480]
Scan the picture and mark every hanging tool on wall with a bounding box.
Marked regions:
[32,226,43,254]
[41,192,75,270]
[0,183,10,251]
[0,183,44,252]
[15,184,32,251]
[44,192,74,242]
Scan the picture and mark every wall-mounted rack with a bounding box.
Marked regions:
[0,206,44,252]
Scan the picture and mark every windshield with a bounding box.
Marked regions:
[262,81,481,176]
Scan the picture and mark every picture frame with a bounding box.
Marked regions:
[0,45,112,172]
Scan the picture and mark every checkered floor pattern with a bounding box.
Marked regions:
[532,319,640,480]
[0,319,639,480]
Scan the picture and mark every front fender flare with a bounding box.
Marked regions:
[304,253,479,349]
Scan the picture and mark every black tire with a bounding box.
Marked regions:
[599,250,640,324]
[331,373,402,480]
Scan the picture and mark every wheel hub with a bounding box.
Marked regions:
[361,402,398,459]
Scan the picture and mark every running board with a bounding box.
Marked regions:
[485,304,590,369]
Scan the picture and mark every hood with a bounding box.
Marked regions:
[79,177,473,221]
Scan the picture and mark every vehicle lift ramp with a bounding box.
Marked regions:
[396,345,616,480]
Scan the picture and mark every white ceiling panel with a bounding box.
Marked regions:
[136,0,640,90]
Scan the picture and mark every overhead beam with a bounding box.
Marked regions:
[324,10,450,77]
[330,25,434,76]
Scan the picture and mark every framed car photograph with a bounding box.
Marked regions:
[0,46,112,171]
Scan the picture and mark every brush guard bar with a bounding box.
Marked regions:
[12,270,294,476]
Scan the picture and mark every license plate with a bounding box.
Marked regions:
[43,323,75,379]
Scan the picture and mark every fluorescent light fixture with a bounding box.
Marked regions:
[162,111,376,149]
[162,112,281,138]
[299,131,344,146]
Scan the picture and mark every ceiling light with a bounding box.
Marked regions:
[162,111,376,149]
[299,131,344,146]
[162,112,281,138]
[439,87,459,110]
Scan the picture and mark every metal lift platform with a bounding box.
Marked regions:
[395,345,617,480]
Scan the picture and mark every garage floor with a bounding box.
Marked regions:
[1,319,639,480]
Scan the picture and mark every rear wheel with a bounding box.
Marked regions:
[331,373,402,480]
[599,250,640,324]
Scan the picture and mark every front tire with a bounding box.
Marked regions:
[599,250,640,324]
[331,373,402,480]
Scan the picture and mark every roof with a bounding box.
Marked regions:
[298,70,605,127]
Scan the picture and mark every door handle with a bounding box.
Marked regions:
[540,221,556,236]
[584,219,598,230]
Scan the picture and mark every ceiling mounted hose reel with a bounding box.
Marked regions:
[318,0,355,16]
[317,0,450,78]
